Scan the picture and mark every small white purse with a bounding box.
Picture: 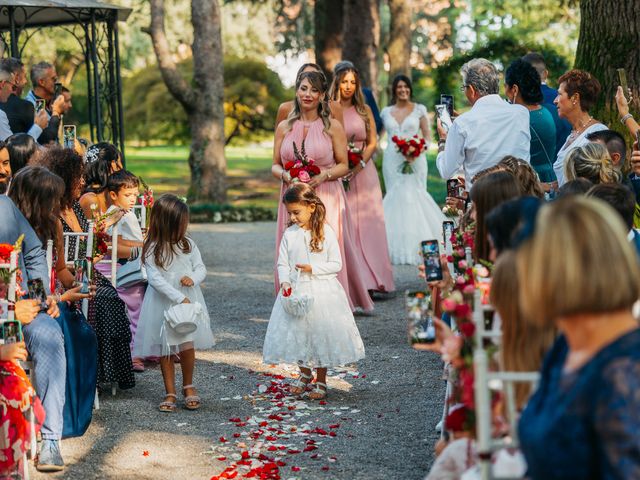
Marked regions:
[280,230,314,318]
[164,302,203,335]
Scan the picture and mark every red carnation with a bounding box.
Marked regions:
[284,161,295,170]
[459,321,476,338]
[289,168,300,178]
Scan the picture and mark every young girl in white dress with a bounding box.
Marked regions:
[133,194,214,412]
[263,183,365,400]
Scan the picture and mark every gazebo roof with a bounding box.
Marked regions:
[0,0,132,30]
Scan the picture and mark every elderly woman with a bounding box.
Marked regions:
[517,196,640,479]
[563,142,621,185]
[552,69,606,186]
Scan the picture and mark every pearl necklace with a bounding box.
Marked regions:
[568,115,593,140]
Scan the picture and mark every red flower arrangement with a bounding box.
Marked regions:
[343,136,364,191]
[0,235,26,301]
[284,140,321,184]
[391,134,426,174]
[139,177,154,229]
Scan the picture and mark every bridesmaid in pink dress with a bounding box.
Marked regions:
[271,71,374,312]
[329,64,395,292]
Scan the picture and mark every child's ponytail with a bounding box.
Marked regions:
[283,183,326,252]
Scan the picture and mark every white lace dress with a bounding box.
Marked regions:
[381,104,446,265]
[263,224,365,368]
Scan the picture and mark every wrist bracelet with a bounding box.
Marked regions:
[326,170,332,180]
[359,160,366,169]
[621,113,633,124]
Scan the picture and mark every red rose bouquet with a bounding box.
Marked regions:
[0,235,26,302]
[343,135,364,191]
[284,140,321,184]
[391,134,427,174]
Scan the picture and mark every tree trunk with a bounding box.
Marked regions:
[387,0,411,82]
[574,0,640,136]
[148,0,227,203]
[314,0,344,80]
[342,0,380,96]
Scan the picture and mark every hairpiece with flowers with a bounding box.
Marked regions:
[84,146,99,164]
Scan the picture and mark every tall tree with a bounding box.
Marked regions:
[147,0,227,203]
[386,0,411,82]
[342,0,381,95]
[574,0,640,129]
[314,0,344,79]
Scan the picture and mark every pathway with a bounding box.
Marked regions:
[31,222,444,480]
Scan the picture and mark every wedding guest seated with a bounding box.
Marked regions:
[586,183,640,258]
[0,194,64,472]
[7,133,39,176]
[0,64,48,142]
[0,58,46,136]
[517,196,640,479]
[564,142,621,185]
[0,141,8,194]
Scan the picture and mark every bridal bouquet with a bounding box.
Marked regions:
[284,140,321,184]
[391,134,426,174]
[343,136,364,191]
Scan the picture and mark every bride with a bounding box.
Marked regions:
[381,74,445,265]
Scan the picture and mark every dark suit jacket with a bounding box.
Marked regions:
[0,94,35,135]
[363,88,382,135]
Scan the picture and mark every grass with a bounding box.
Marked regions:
[124,144,446,211]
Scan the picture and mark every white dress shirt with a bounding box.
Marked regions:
[436,94,531,187]
[553,122,607,186]
[0,108,42,141]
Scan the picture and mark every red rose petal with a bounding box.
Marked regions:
[287,449,301,454]
[233,433,241,438]
[319,400,327,405]
[219,436,227,443]
[322,466,330,471]
[241,451,250,459]
[217,456,226,461]
[267,446,277,451]
[329,424,340,429]
[142,450,149,457]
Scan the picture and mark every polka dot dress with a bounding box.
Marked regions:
[61,203,135,390]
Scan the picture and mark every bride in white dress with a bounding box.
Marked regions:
[381,75,446,265]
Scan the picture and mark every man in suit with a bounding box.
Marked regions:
[522,52,572,156]
[0,195,66,472]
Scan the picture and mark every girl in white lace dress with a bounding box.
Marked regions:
[263,184,365,400]
[381,75,445,265]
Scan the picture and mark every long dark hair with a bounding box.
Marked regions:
[8,166,65,243]
[470,171,521,262]
[282,183,327,252]
[6,133,38,175]
[143,194,191,269]
[84,142,122,193]
[287,71,332,133]
[390,74,413,105]
[37,146,85,209]
[329,65,370,136]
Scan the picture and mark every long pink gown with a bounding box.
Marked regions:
[275,118,375,312]
[343,106,395,292]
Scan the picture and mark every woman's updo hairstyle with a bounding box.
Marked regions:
[83,142,122,193]
[505,59,543,104]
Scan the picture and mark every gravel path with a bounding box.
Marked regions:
[31,222,444,480]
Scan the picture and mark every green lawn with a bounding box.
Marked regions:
[124,144,446,211]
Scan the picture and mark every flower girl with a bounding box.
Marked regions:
[263,183,365,399]
[133,194,214,412]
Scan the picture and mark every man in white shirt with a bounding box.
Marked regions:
[0,65,47,141]
[436,58,531,188]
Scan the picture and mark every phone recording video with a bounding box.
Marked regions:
[35,99,46,115]
[63,125,76,149]
[421,239,443,282]
[446,178,465,199]
[2,320,23,344]
[440,94,454,116]
[27,278,48,311]
[435,104,453,132]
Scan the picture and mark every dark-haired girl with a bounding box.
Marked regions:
[133,194,214,412]
[505,59,557,188]
[263,184,365,400]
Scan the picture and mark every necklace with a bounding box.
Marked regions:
[568,115,593,140]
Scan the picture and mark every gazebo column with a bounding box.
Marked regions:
[89,10,103,141]
[112,14,125,161]
[8,7,18,57]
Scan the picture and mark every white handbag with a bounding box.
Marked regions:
[164,302,203,335]
[280,231,314,317]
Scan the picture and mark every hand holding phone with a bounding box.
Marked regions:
[440,94,454,117]
[27,278,48,311]
[35,99,46,114]
[435,104,453,132]
[0,341,27,362]
[2,320,23,344]
[421,240,443,282]
[63,125,76,149]
[618,68,631,103]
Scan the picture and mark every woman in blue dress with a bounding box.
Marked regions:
[516,196,640,479]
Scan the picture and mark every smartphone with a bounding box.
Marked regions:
[440,94,454,116]
[74,259,89,294]
[406,291,436,345]
[54,82,62,100]
[435,104,453,132]
[2,320,22,344]
[27,278,48,311]
[421,239,443,281]
[618,68,630,102]
[63,125,76,149]
[446,178,465,199]
[35,99,46,114]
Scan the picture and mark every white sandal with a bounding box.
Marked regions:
[290,372,313,395]
[309,382,327,400]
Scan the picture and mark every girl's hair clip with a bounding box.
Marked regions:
[85,147,99,164]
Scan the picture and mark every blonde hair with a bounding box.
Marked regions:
[498,155,545,198]
[564,142,621,184]
[491,251,556,409]
[516,197,640,327]
[286,71,332,134]
[329,67,369,137]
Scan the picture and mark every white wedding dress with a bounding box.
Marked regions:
[381,104,446,265]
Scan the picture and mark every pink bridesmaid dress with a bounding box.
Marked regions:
[343,106,395,292]
[275,118,375,312]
